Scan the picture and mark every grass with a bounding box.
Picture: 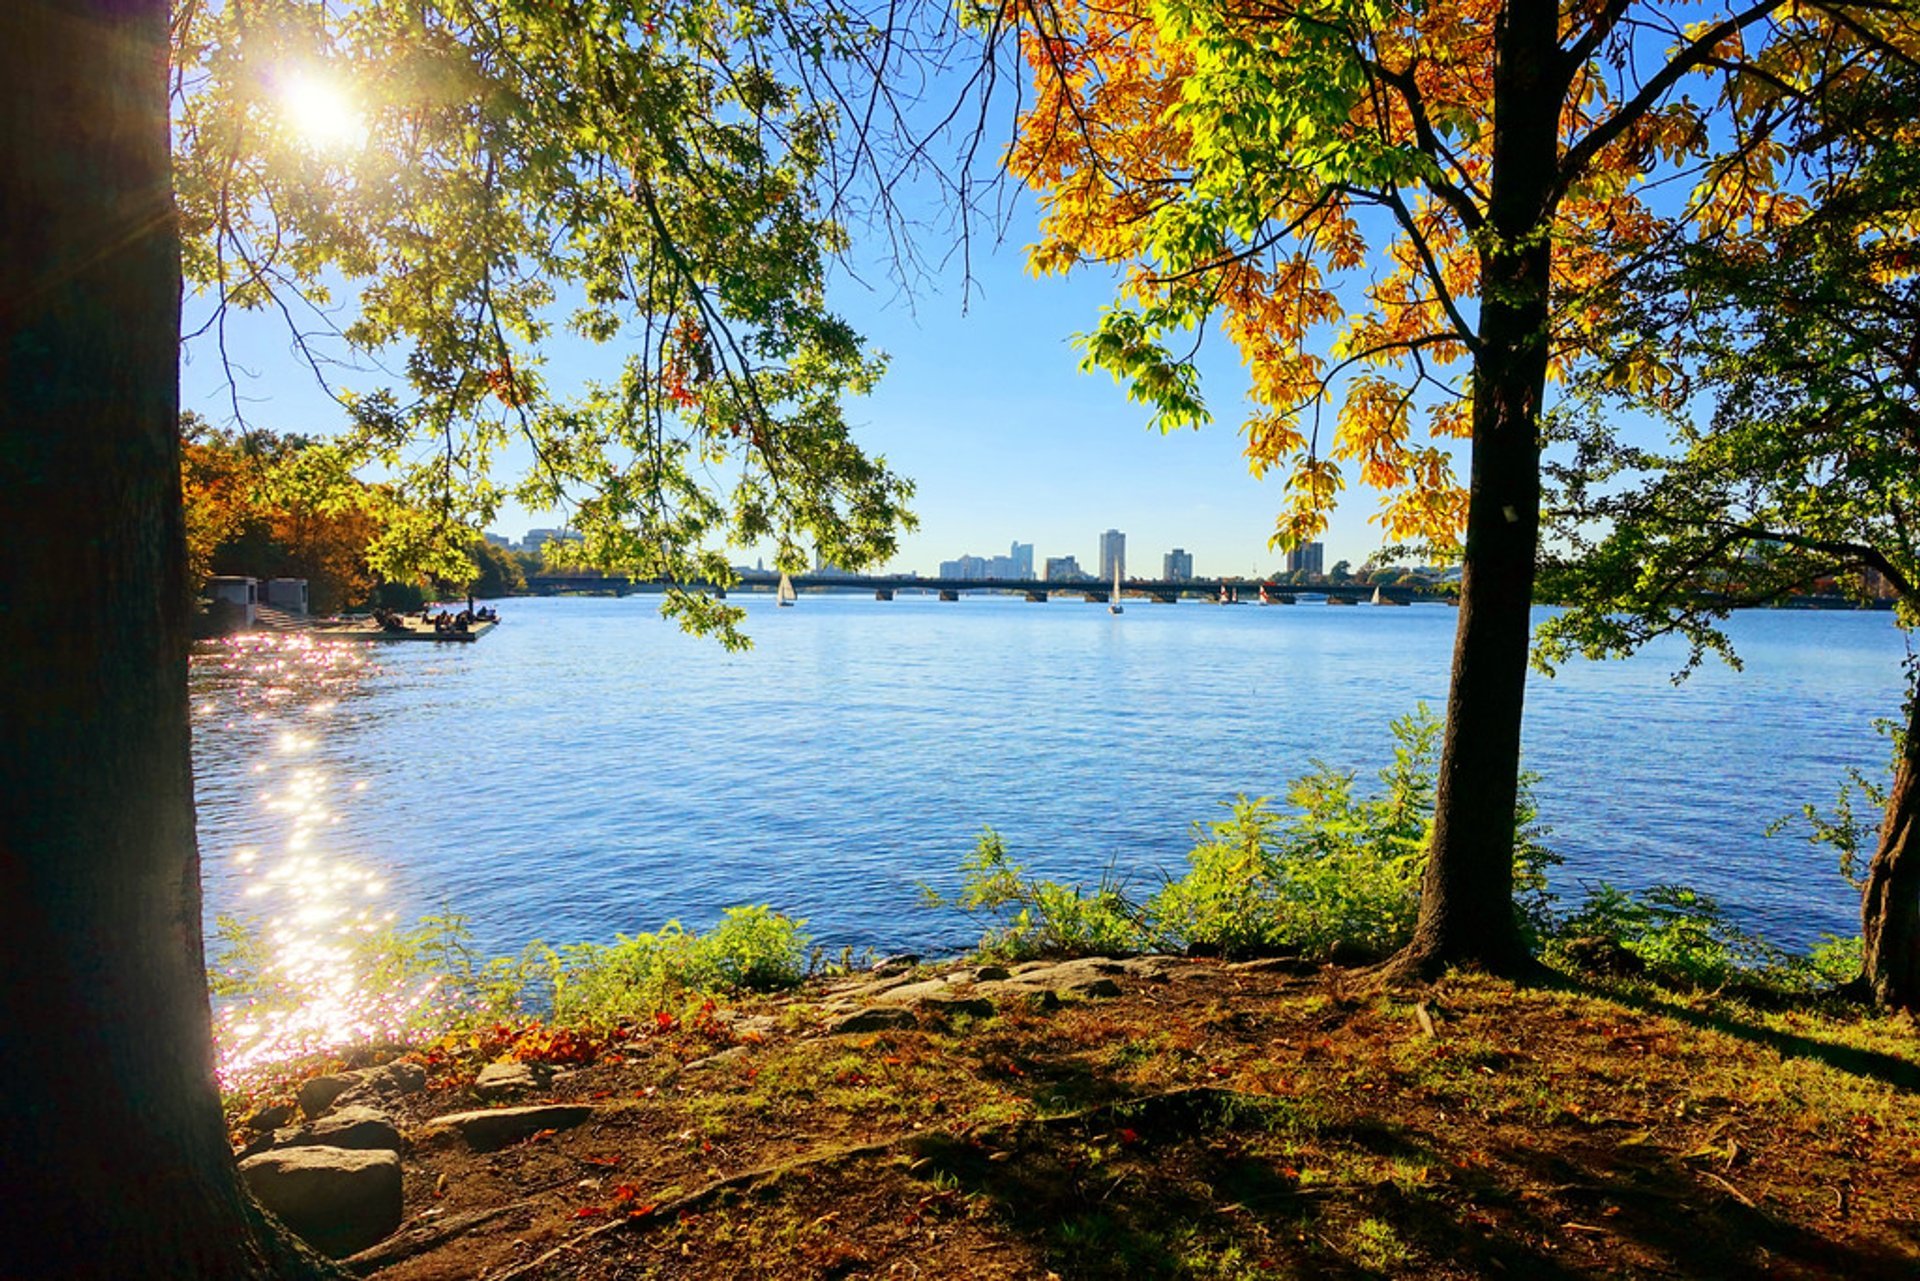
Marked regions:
[224,956,1920,1280]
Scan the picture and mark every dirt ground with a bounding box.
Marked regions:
[229,959,1920,1279]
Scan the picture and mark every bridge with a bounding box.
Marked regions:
[522,572,1449,605]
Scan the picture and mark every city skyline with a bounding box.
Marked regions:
[492,528,1343,582]
[180,201,1455,577]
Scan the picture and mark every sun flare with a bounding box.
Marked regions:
[280,70,365,151]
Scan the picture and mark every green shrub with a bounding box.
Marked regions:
[1550,882,1788,989]
[922,829,1149,961]
[1153,706,1557,960]
[930,706,1560,965]
[210,903,811,1060]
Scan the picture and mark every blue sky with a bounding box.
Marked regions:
[178,216,1438,580]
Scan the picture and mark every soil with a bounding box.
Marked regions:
[228,959,1920,1279]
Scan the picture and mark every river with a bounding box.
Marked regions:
[192,594,1908,1053]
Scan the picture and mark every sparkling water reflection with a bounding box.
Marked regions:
[191,598,1912,1069]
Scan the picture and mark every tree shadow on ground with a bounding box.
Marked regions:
[1551,972,1920,1094]
[909,1020,1917,1280]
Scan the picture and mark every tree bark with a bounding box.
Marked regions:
[1861,693,1920,1010]
[1390,3,1562,978]
[0,3,323,1275]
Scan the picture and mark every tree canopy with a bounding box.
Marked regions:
[1007,0,1892,553]
[173,0,938,643]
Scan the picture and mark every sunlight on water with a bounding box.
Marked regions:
[193,634,436,1081]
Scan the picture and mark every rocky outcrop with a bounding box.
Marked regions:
[239,1145,403,1258]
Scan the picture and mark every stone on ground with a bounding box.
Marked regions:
[428,1104,596,1152]
[278,1105,404,1154]
[239,1145,403,1258]
[825,1006,919,1035]
[473,1060,552,1100]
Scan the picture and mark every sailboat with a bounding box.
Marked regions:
[777,572,797,607]
[1108,564,1124,615]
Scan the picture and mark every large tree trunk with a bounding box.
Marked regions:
[1390,4,1562,978]
[1861,693,1920,1010]
[0,4,320,1276]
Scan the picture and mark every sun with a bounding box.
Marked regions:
[279,70,366,152]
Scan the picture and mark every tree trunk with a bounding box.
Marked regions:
[1390,4,1562,978]
[1861,694,1920,1010]
[0,4,322,1275]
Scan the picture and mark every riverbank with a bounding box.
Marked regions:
[223,957,1920,1279]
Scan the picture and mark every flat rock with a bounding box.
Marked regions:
[995,957,1127,998]
[298,1074,359,1118]
[829,974,919,1003]
[473,1060,551,1100]
[428,1104,595,1152]
[871,979,964,1006]
[280,1105,404,1154]
[826,1006,919,1035]
[917,995,995,1020]
[239,1145,403,1258]
[1116,955,1190,980]
[243,1102,295,1134]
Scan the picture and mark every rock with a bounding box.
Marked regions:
[731,1014,779,1039]
[1012,958,1126,997]
[428,1104,596,1152]
[684,1045,751,1072]
[830,974,919,1003]
[825,1006,919,1035]
[298,1074,359,1118]
[472,1060,551,1100]
[282,1105,404,1154]
[362,1060,427,1096]
[1325,940,1381,966]
[239,1145,403,1258]
[917,995,995,1020]
[944,964,1013,984]
[333,1060,427,1111]
[243,1102,295,1134]
[870,953,920,976]
[1117,955,1190,980]
[872,979,964,1006]
[1563,935,1645,977]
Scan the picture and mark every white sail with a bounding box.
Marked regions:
[777,572,797,606]
[1109,564,1123,614]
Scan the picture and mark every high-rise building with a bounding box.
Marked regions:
[1163,548,1193,580]
[1098,529,1126,584]
[1286,541,1325,576]
[1044,555,1088,582]
[1010,541,1035,578]
[939,555,990,580]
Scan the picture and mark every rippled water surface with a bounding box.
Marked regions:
[193,595,1910,1020]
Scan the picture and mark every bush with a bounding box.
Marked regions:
[922,829,1148,961]
[932,706,1560,965]
[1550,883,1788,990]
[210,903,811,1065]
